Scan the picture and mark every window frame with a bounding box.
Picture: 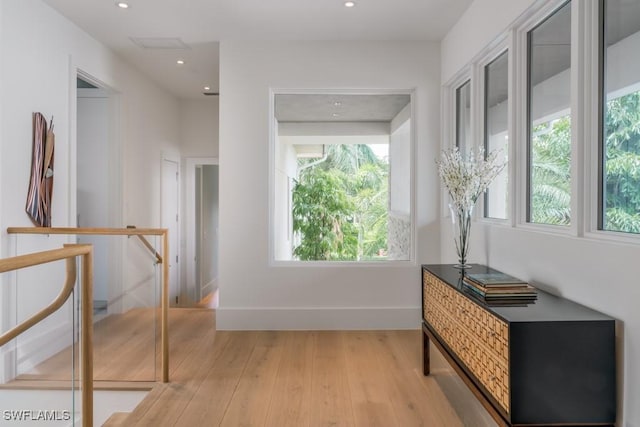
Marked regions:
[527,0,573,228]
[442,69,473,218]
[586,0,640,243]
[475,36,512,225]
[512,0,579,236]
[443,70,473,154]
[268,88,418,266]
[455,79,472,152]
[441,0,581,234]
[442,0,640,246]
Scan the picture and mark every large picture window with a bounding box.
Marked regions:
[600,0,640,234]
[527,1,572,226]
[273,93,412,262]
[484,51,509,219]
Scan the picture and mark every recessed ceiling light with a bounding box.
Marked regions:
[116,1,129,9]
[333,101,342,107]
[176,59,185,65]
[204,86,211,91]
[344,1,355,7]
[332,113,340,117]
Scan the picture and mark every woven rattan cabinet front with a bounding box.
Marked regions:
[421,264,616,427]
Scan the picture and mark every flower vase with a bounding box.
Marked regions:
[449,203,473,269]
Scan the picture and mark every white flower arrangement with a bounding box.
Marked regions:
[437,146,506,267]
[437,146,506,212]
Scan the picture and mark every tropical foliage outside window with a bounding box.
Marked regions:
[526,92,640,233]
[292,144,389,261]
[602,0,640,234]
[530,115,571,225]
[603,91,640,234]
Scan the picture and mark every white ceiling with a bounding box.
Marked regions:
[42,0,473,100]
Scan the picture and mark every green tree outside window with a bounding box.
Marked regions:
[292,144,389,261]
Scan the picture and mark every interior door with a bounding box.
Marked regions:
[162,158,180,306]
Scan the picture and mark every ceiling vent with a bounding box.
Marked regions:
[130,37,191,49]
[203,92,219,96]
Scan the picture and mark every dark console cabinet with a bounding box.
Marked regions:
[422,264,616,426]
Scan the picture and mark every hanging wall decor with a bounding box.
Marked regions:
[25,112,55,227]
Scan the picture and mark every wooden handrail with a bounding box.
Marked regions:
[8,225,164,263]
[0,245,89,274]
[7,226,165,236]
[7,226,170,383]
[126,225,163,264]
[0,251,76,346]
[0,244,93,427]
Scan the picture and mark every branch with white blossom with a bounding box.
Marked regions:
[437,146,506,211]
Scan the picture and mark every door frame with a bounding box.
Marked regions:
[72,68,123,230]
[73,68,124,314]
[185,157,218,302]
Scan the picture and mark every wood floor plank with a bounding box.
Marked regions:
[101,411,130,426]
[343,331,399,427]
[264,331,315,427]
[176,331,260,427]
[219,331,286,427]
[423,370,497,427]
[91,308,154,380]
[401,331,497,427]
[164,309,218,379]
[126,312,225,426]
[308,331,356,427]
[369,330,462,427]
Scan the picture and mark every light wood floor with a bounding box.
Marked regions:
[13,308,160,383]
[5,307,496,426]
[106,309,496,427]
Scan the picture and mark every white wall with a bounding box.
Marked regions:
[218,41,441,329]
[0,0,180,381]
[179,98,219,158]
[442,1,640,425]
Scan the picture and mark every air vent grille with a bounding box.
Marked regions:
[130,37,191,49]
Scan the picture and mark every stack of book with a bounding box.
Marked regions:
[462,272,537,306]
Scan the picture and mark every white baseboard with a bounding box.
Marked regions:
[216,306,421,330]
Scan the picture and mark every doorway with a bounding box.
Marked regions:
[76,75,118,316]
[195,164,219,302]
[186,158,219,306]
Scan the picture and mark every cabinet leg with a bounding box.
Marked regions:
[423,328,430,376]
